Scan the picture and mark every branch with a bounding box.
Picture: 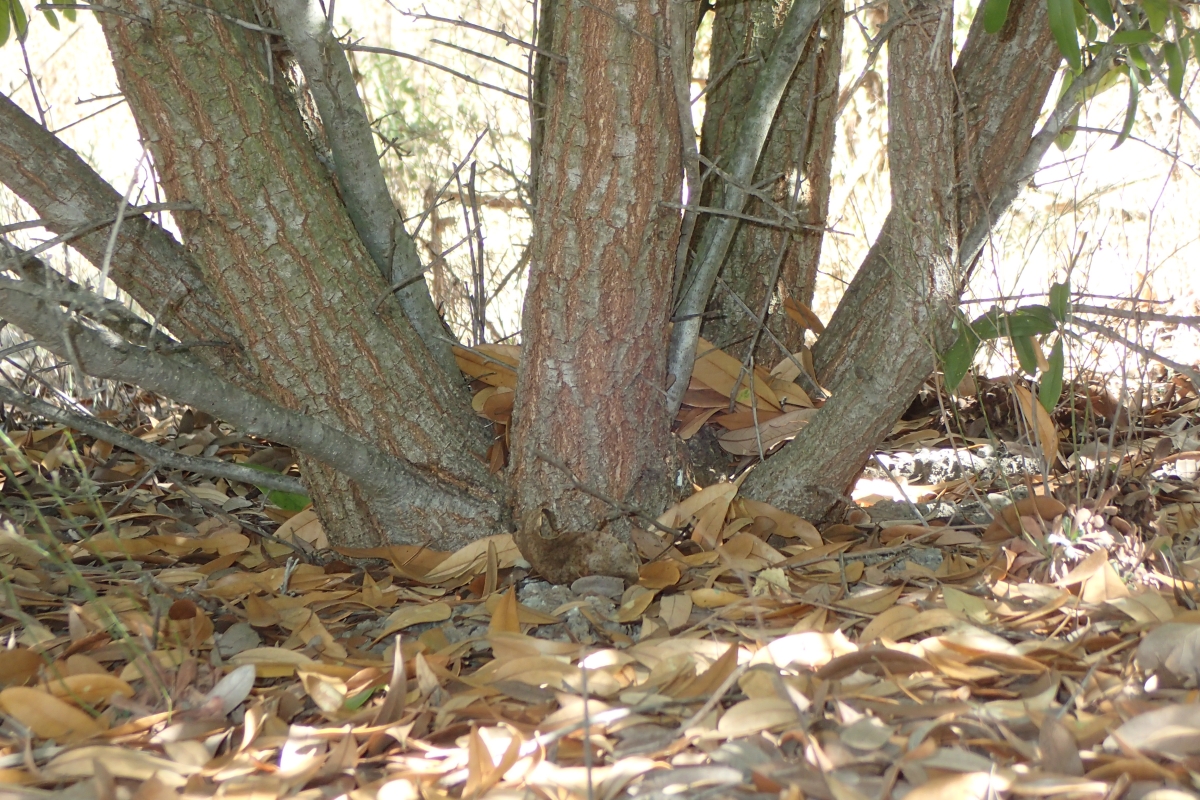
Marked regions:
[958,46,1116,270]
[0,278,456,507]
[0,385,306,495]
[344,44,529,102]
[1071,303,1200,328]
[1068,315,1200,387]
[268,1,460,379]
[664,0,827,416]
[0,93,241,363]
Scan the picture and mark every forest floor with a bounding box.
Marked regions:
[2,346,1200,800]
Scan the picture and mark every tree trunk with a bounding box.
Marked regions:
[98,0,508,549]
[511,0,683,583]
[698,0,843,358]
[743,0,1062,520]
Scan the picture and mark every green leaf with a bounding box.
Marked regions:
[1056,106,1080,150]
[1048,0,1083,72]
[1004,306,1059,337]
[1142,0,1167,33]
[984,0,1013,33]
[941,317,981,392]
[1049,280,1071,321]
[51,0,74,22]
[10,0,27,41]
[1039,339,1065,413]
[1083,0,1114,29]
[1163,41,1184,98]
[1012,335,1040,375]
[0,0,11,48]
[267,489,311,512]
[1115,68,1138,148]
[1109,29,1155,45]
[42,7,57,28]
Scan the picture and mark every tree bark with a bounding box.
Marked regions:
[96,0,508,549]
[743,0,1062,520]
[698,0,843,357]
[511,0,683,583]
[0,94,245,384]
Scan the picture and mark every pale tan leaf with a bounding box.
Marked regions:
[659,594,693,630]
[716,408,818,455]
[378,601,453,638]
[45,673,135,706]
[489,588,522,635]
[423,534,521,583]
[658,482,738,529]
[1107,704,1200,756]
[716,697,800,737]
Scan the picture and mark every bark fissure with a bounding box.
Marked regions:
[512,0,683,583]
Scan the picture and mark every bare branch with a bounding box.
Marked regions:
[665,0,827,416]
[0,277,467,511]
[0,384,306,495]
[1069,315,1200,387]
[344,44,529,102]
[399,9,564,61]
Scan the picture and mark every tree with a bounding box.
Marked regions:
[0,0,1183,582]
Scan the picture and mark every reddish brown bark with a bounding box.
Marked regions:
[98,0,507,549]
[511,0,683,582]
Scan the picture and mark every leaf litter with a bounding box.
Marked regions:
[1,343,1200,799]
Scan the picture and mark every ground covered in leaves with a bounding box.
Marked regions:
[3,353,1200,800]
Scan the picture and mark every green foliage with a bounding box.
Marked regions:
[985,0,1198,153]
[242,462,311,511]
[940,282,1070,415]
[983,0,1013,34]
[0,0,74,47]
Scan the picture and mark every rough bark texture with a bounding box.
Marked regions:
[98,0,508,549]
[0,94,245,383]
[512,0,683,583]
[743,0,1061,520]
[698,0,843,356]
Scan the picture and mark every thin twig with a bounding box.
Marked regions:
[534,450,684,538]
[1068,316,1200,387]
[1072,304,1200,329]
[399,9,564,61]
[431,39,530,76]
[0,384,307,495]
[345,44,528,102]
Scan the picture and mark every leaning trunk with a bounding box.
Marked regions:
[511,0,683,583]
[99,0,508,548]
[743,0,1062,520]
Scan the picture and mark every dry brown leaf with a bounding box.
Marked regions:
[738,499,821,546]
[0,687,103,742]
[1013,384,1059,465]
[45,673,135,706]
[489,588,522,635]
[639,560,682,589]
[984,495,1067,539]
[693,336,781,410]
[716,408,818,455]
[716,697,800,738]
[782,297,825,333]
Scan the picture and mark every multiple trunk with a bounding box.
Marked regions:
[697,0,843,358]
[0,0,1067,579]
[742,0,1063,520]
